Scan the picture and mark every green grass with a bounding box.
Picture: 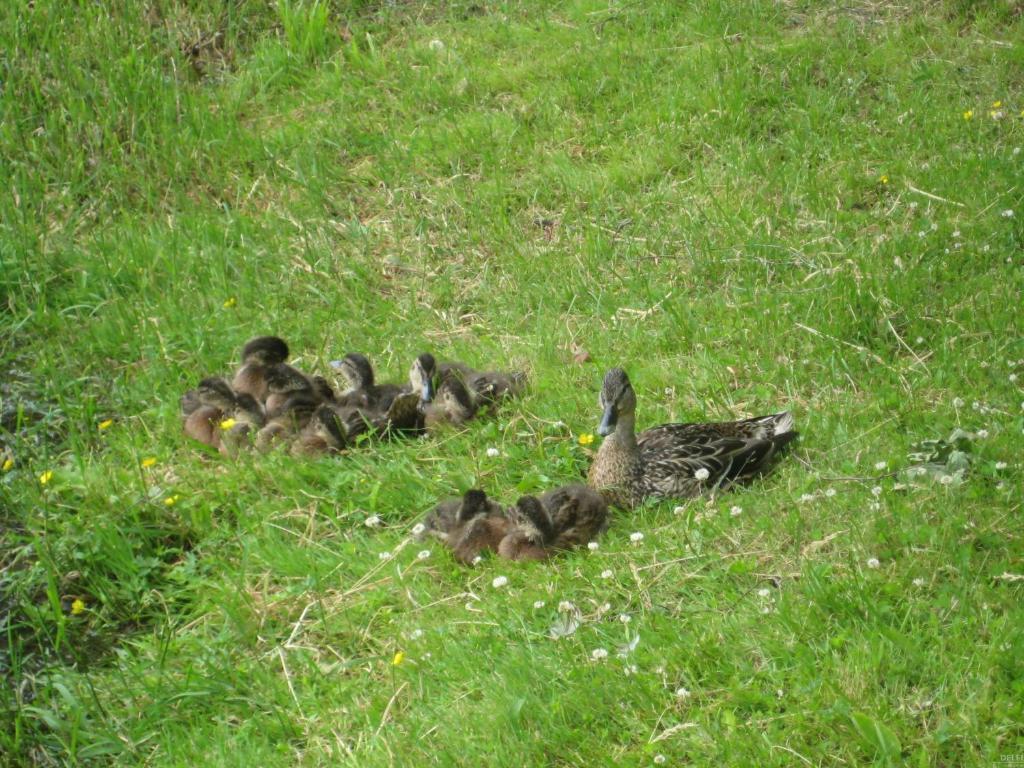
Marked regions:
[2,0,1023,765]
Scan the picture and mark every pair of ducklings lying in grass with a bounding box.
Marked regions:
[180,335,526,456]
[422,484,609,564]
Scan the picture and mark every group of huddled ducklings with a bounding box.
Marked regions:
[183,339,799,566]
[180,336,526,458]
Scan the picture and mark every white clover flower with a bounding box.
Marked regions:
[730,505,742,516]
[601,569,614,579]
[654,756,666,765]
[624,664,639,676]
[492,576,508,589]
[1014,147,1022,155]
[676,686,691,699]
[915,337,924,344]
[411,522,426,536]
[417,549,431,560]
[533,600,546,609]
[673,505,686,515]
[591,648,609,660]
[952,230,961,238]
[600,602,611,612]
[912,578,925,587]
[757,588,771,598]
[909,201,918,209]
[869,502,881,512]
[825,488,837,498]
[799,493,814,502]
[939,474,953,486]
[485,447,500,458]
[619,613,631,623]
[871,486,882,497]
[364,515,382,528]
[428,39,445,51]
[761,605,773,614]
[409,629,424,640]
[977,429,989,439]
[587,541,599,551]
[776,689,784,698]
[558,601,576,613]
[1010,373,1019,383]
[867,557,881,569]
[471,555,483,566]
[995,461,1008,470]
[875,461,888,470]
[378,551,392,561]
[630,532,644,543]
[1001,209,1015,218]
[694,467,710,481]
[952,397,965,409]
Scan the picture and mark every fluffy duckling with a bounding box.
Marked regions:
[331,352,436,410]
[438,360,526,409]
[254,391,319,452]
[264,363,320,417]
[232,336,290,402]
[496,495,553,562]
[422,370,477,431]
[422,489,511,565]
[291,404,347,457]
[181,377,265,454]
[498,485,609,560]
[588,368,798,508]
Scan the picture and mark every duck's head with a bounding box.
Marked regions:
[310,375,336,402]
[409,353,437,405]
[278,391,320,422]
[597,368,636,436]
[310,405,346,449]
[234,393,264,419]
[241,336,289,365]
[330,353,374,392]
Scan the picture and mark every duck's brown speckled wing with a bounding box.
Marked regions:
[637,416,797,499]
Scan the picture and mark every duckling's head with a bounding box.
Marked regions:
[310,405,346,449]
[513,494,554,544]
[265,364,310,394]
[597,368,636,436]
[196,377,237,410]
[331,353,374,392]
[457,489,490,523]
[436,371,474,416]
[409,353,437,405]
[241,336,290,365]
[234,393,264,418]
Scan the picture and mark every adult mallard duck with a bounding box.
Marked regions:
[587,368,797,509]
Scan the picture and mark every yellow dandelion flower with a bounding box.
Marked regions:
[38,470,53,485]
[223,297,237,309]
[219,418,237,430]
[141,457,157,468]
[963,110,973,120]
[98,419,113,430]
[992,100,1002,108]
[879,175,889,185]
[71,598,86,615]
[2,458,13,472]
[392,651,405,666]
[164,495,180,507]
[578,433,595,446]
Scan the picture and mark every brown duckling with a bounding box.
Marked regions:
[264,363,319,417]
[437,360,526,409]
[498,486,608,560]
[330,352,436,410]
[181,377,265,454]
[254,391,319,452]
[496,495,554,562]
[423,370,477,431]
[232,336,290,402]
[292,404,348,457]
[422,489,511,565]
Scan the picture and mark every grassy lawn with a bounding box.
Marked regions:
[2,0,1023,765]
